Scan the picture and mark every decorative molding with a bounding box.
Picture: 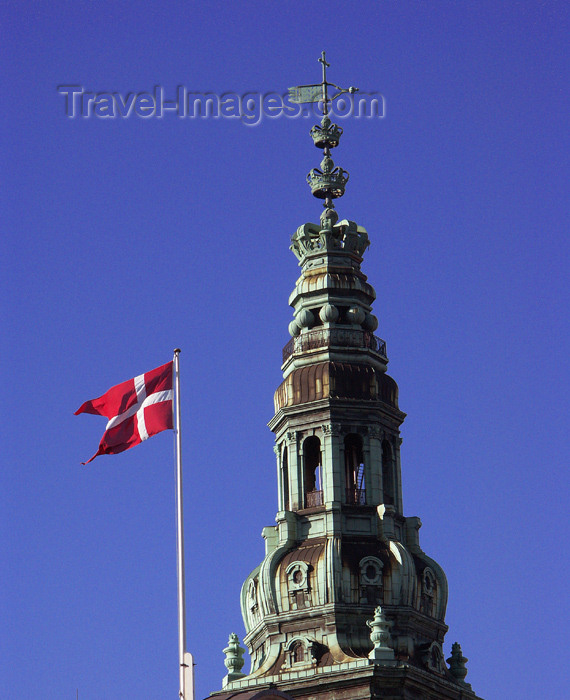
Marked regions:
[420,567,436,616]
[359,556,384,605]
[321,423,342,437]
[286,561,311,593]
[368,425,382,440]
[359,556,384,586]
[424,641,446,675]
[285,431,297,444]
[283,636,314,669]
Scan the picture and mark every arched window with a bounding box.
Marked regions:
[382,439,395,505]
[282,445,289,511]
[359,556,384,604]
[292,641,305,663]
[344,434,366,504]
[303,436,322,508]
[284,637,310,668]
[421,568,436,616]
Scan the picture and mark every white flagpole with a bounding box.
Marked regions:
[173,349,192,699]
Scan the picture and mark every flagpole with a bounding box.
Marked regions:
[173,348,189,699]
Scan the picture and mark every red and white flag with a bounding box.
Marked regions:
[75,361,173,464]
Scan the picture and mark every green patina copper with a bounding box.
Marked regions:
[447,642,472,689]
[222,633,246,687]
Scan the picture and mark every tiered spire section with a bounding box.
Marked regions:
[286,55,384,381]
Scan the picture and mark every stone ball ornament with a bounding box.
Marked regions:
[319,303,339,323]
[297,308,315,328]
[346,306,365,325]
[288,319,301,337]
[363,312,379,331]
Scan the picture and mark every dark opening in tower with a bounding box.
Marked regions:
[282,445,290,511]
[344,433,366,504]
[382,439,395,505]
[303,436,323,508]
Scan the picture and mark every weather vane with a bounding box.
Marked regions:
[288,51,358,115]
[289,52,357,230]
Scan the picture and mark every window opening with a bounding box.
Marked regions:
[303,436,323,507]
[293,643,304,663]
[382,439,395,505]
[282,446,289,511]
[345,434,366,504]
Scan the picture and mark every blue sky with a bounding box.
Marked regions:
[2,2,569,699]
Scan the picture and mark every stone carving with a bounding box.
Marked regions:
[420,567,436,617]
[286,561,312,610]
[423,641,446,675]
[366,606,395,663]
[290,219,370,261]
[368,425,382,440]
[447,642,472,688]
[359,556,384,605]
[247,579,260,625]
[360,557,384,586]
[223,633,246,684]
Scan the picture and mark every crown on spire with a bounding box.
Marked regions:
[288,52,358,225]
[310,115,343,149]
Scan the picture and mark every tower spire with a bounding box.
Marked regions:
[206,58,484,700]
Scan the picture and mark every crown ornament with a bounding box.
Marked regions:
[310,115,343,149]
[307,154,349,199]
[289,51,356,217]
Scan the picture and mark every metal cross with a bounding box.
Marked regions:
[288,53,358,107]
[318,51,330,113]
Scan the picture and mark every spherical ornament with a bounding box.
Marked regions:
[297,308,315,328]
[363,313,379,331]
[319,303,339,323]
[346,306,365,325]
[288,319,301,337]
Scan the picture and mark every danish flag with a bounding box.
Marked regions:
[75,361,173,464]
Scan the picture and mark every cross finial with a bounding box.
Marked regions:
[318,51,330,113]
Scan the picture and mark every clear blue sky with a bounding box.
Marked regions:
[3,2,568,699]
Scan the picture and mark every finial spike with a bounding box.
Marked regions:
[366,606,396,664]
[447,642,472,689]
[222,633,246,687]
[318,51,330,112]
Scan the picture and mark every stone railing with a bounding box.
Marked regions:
[283,327,387,363]
[304,490,324,508]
